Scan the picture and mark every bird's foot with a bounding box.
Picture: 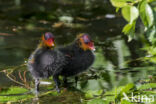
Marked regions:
[53,75,61,93]
[55,87,60,93]
[75,76,78,87]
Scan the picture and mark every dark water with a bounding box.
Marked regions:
[0,0,133,67]
[0,0,155,103]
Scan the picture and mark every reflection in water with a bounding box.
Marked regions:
[32,97,40,104]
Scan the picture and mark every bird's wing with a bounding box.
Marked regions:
[40,51,56,68]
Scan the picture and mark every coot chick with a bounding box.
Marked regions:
[58,33,95,85]
[27,32,66,94]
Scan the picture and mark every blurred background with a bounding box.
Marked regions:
[0,0,144,67]
[0,0,155,104]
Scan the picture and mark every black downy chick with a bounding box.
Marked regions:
[58,33,95,85]
[27,32,66,94]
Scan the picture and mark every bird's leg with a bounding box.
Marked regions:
[35,78,40,95]
[75,76,78,87]
[53,75,60,93]
[63,77,68,87]
[63,77,67,84]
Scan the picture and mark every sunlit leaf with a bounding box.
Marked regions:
[139,1,154,27]
[147,0,155,2]
[122,6,139,23]
[148,26,156,44]
[122,21,136,41]
[116,8,120,12]
[138,83,156,90]
[0,87,33,103]
[144,46,156,63]
[110,0,134,7]
[120,83,134,93]
[121,100,133,104]
[85,90,103,98]
[87,98,108,104]
[115,83,135,101]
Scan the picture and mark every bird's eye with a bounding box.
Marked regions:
[84,38,91,44]
[82,34,91,44]
[44,32,54,40]
[45,35,51,40]
[84,41,89,44]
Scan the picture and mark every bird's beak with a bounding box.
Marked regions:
[46,38,55,47]
[88,42,95,51]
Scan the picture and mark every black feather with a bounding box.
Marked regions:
[58,41,95,77]
[28,48,66,79]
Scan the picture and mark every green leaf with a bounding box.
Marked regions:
[148,26,156,44]
[121,100,133,104]
[85,91,94,98]
[122,21,136,41]
[139,1,154,27]
[115,83,135,101]
[85,90,103,98]
[138,83,156,90]
[110,0,134,8]
[147,0,156,3]
[87,98,109,104]
[120,83,134,93]
[116,8,120,12]
[0,87,27,94]
[122,24,133,34]
[0,87,33,103]
[122,6,139,23]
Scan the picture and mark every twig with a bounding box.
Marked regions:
[23,71,27,83]
[0,33,14,36]
[19,71,24,81]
